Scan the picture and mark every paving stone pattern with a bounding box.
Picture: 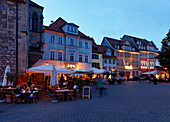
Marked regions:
[0,82,170,122]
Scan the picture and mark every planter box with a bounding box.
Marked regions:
[6,95,13,103]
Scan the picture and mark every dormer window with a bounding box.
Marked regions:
[117,45,119,49]
[67,26,70,31]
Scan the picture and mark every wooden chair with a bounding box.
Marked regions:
[56,92,65,101]
[27,92,37,103]
[12,92,21,104]
[67,91,74,101]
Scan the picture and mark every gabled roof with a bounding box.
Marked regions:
[104,37,124,46]
[30,1,43,9]
[92,41,116,58]
[46,17,92,40]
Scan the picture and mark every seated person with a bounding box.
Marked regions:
[30,84,36,91]
[14,85,21,96]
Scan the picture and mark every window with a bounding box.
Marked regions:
[133,71,135,76]
[105,59,107,63]
[128,46,130,50]
[128,62,130,66]
[109,67,111,71]
[117,45,119,49]
[85,55,88,63]
[70,53,74,61]
[50,51,55,60]
[125,61,127,66]
[132,48,135,51]
[136,54,138,58]
[128,53,131,58]
[113,59,115,64]
[67,26,70,31]
[136,61,138,67]
[85,42,88,48]
[79,55,82,62]
[79,41,82,47]
[136,71,138,76]
[58,52,62,60]
[92,54,99,59]
[117,52,119,56]
[58,37,62,44]
[125,46,127,50]
[51,35,55,43]
[133,54,135,58]
[71,27,73,31]
[109,59,111,64]
[120,52,123,57]
[121,60,123,66]
[125,53,127,57]
[117,60,119,65]
[132,61,135,66]
[70,39,74,46]
[32,12,38,31]
[92,63,100,68]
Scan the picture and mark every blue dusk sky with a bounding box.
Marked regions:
[33,0,170,50]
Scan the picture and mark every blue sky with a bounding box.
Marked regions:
[33,0,170,50]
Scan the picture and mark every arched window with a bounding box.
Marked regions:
[32,12,38,31]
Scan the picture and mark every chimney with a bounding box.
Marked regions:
[51,20,54,24]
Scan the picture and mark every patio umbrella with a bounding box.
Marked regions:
[88,67,105,74]
[149,70,161,74]
[2,65,11,86]
[27,64,73,74]
[50,65,58,86]
[73,69,90,74]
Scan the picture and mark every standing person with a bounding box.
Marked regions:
[98,79,106,97]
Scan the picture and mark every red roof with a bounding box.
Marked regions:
[92,42,116,59]
[125,35,157,48]
[47,17,92,40]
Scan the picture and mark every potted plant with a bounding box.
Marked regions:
[6,91,13,103]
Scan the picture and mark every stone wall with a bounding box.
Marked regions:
[0,0,27,83]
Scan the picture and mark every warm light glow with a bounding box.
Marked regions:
[125,65,132,70]
[46,62,48,65]
[165,67,167,70]
[67,64,76,69]
[112,69,115,71]
[141,66,147,69]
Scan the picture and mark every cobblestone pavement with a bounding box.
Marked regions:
[0,82,170,122]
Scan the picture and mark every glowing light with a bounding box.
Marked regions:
[46,62,48,65]
[165,67,167,70]
[112,69,115,71]
[125,65,132,70]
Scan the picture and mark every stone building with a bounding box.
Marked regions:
[0,0,44,84]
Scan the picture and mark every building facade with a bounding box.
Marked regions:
[92,40,103,69]
[0,0,44,84]
[122,35,159,74]
[102,37,140,79]
[34,17,93,70]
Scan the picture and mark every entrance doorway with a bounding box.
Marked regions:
[126,71,130,80]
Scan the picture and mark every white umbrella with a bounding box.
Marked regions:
[149,70,161,74]
[2,65,11,86]
[27,64,73,74]
[50,65,59,86]
[88,67,104,74]
[73,69,90,74]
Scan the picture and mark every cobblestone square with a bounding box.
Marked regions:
[0,82,170,122]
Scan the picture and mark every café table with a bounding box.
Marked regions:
[55,89,74,101]
[0,87,15,98]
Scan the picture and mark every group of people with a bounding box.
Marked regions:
[13,83,37,103]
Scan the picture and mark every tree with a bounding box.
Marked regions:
[159,30,170,68]
[159,30,170,79]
